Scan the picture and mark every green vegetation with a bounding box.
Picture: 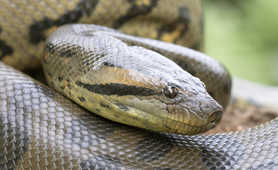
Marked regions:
[204,0,278,85]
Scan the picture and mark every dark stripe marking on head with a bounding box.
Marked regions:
[76,81,158,96]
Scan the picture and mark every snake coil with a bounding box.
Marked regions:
[0,0,277,169]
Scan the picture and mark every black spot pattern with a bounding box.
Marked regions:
[158,7,191,43]
[114,102,129,111]
[29,0,99,44]
[0,27,13,59]
[45,42,82,59]
[0,63,278,169]
[113,0,159,28]
[103,62,116,67]
[59,48,78,58]
[78,96,86,102]
[58,76,63,82]
[100,102,111,109]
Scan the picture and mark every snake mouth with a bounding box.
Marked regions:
[166,111,223,135]
[95,97,222,135]
[163,101,223,134]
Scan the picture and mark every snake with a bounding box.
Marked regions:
[0,0,278,169]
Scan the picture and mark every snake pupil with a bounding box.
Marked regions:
[163,86,178,99]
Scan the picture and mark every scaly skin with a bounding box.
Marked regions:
[0,0,277,169]
[0,62,278,170]
[0,0,202,70]
[42,24,229,134]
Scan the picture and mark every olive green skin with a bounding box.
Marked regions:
[1,0,231,134]
[0,0,277,169]
[0,0,203,70]
[0,62,278,170]
[42,24,230,135]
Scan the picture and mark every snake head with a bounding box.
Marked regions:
[89,65,224,135]
[43,24,224,135]
[76,44,223,135]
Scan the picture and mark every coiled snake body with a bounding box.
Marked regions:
[0,0,278,169]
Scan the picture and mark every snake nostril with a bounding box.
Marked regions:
[209,110,223,124]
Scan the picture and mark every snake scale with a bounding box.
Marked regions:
[0,0,278,169]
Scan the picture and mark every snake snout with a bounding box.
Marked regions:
[179,93,224,132]
[204,98,223,122]
[207,110,222,129]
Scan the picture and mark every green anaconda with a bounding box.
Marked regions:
[0,0,277,169]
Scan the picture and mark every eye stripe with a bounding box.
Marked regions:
[76,81,158,96]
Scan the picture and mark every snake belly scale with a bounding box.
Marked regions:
[0,0,278,169]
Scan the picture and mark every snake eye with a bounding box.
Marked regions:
[163,86,179,99]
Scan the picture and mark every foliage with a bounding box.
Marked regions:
[204,0,278,85]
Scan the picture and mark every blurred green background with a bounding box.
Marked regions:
[204,0,278,86]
